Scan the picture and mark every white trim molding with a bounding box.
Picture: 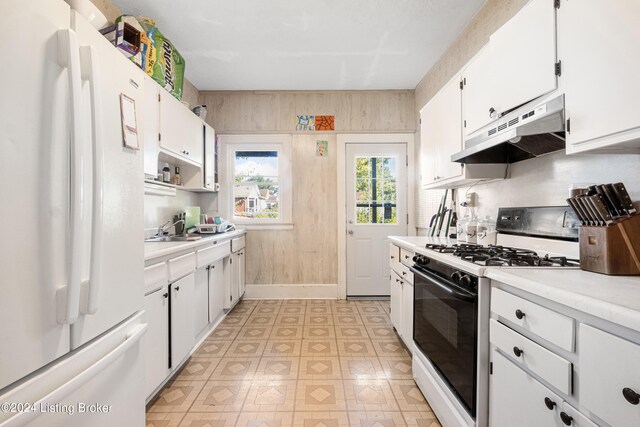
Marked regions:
[336,133,417,300]
[243,284,338,299]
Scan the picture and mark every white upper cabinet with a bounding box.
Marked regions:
[463,0,557,137]
[159,92,204,165]
[488,0,557,115]
[421,72,506,189]
[462,46,495,136]
[142,75,160,177]
[558,0,640,154]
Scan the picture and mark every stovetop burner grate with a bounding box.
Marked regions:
[424,243,579,267]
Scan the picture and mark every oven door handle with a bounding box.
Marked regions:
[410,267,476,302]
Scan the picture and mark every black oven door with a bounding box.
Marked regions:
[411,266,478,417]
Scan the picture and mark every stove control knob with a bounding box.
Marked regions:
[451,272,462,283]
[459,274,472,287]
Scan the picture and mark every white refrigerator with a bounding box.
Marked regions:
[0,1,147,425]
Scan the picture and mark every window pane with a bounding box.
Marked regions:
[234,151,279,219]
[353,156,398,224]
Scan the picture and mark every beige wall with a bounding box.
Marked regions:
[88,0,200,106]
[202,91,415,285]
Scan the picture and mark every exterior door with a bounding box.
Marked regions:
[346,143,408,296]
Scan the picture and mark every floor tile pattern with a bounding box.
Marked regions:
[147,299,441,427]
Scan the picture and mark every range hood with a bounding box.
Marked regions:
[452,94,565,164]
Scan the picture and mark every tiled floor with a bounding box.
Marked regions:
[146,299,442,427]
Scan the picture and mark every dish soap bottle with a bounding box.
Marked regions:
[172,166,181,186]
[162,163,171,183]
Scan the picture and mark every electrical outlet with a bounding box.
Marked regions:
[466,192,478,207]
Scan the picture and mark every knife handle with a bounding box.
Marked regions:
[600,184,621,218]
[614,182,637,214]
[566,198,586,226]
[591,194,614,225]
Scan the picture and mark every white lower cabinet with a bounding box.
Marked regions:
[389,243,413,353]
[390,272,403,332]
[225,249,246,310]
[579,324,640,427]
[490,349,563,427]
[208,259,225,323]
[170,273,195,369]
[194,267,210,338]
[143,287,169,399]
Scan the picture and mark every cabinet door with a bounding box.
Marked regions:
[193,267,209,337]
[434,76,464,182]
[390,273,403,333]
[170,274,195,369]
[203,124,216,189]
[419,101,438,186]
[559,0,640,152]
[223,255,236,310]
[462,46,495,136]
[238,250,246,298]
[489,0,557,115]
[142,76,160,177]
[143,288,168,398]
[490,349,563,427]
[208,260,224,323]
[159,92,203,164]
[579,324,640,427]
[401,283,413,353]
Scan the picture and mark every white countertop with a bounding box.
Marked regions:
[487,268,640,332]
[144,229,246,261]
[389,235,640,332]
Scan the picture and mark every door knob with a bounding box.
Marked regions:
[348,230,354,235]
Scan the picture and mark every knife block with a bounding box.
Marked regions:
[579,214,640,275]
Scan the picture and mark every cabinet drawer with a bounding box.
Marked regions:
[491,319,572,395]
[144,262,167,294]
[196,241,231,268]
[560,402,599,427]
[389,243,400,268]
[231,236,245,252]
[168,252,196,282]
[393,261,413,285]
[579,324,640,427]
[492,288,575,351]
[400,248,414,268]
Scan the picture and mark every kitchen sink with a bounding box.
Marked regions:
[144,233,203,242]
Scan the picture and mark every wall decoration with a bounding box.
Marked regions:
[316,140,328,157]
[315,115,335,131]
[296,115,315,131]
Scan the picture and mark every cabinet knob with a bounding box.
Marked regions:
[405,255,410,259]
[489,107,497,118]
[175,286,180,292]
[560,412,573,426]
[515,309,525,319]
[163,293,168,299]
[513,346,524,357]
[402,271,406,276]
[623,387,640,405]
[544,397,557,410]
[391,256,395,259]
[396,279,400,283]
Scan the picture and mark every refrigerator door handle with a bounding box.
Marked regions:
[80,45,103,315]
[56,29,87,325]
[0,323,148,427]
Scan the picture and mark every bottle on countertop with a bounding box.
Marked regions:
[162,163,170,183]
[448,211,458,239]
[172,166,181,186]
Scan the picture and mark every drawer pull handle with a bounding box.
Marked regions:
[560,412,573,426]
[544,397,556,410]
[623,387,640,405]
[515,309,525,319]
[513,346,524,357]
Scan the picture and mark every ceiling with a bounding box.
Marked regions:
[113,0,485,91]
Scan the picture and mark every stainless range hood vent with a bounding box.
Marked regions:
[452,94,565,164]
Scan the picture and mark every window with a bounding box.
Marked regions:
[219,135,292,228]
[354,156,397,224]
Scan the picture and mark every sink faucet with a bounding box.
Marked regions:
[157,219,184,237]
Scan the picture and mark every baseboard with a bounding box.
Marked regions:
[244,284,338,299]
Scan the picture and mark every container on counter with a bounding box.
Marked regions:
[477,216,497,246]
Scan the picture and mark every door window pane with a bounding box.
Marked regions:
[354,156,398,224]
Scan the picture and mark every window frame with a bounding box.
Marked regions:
[219,134,293,229]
